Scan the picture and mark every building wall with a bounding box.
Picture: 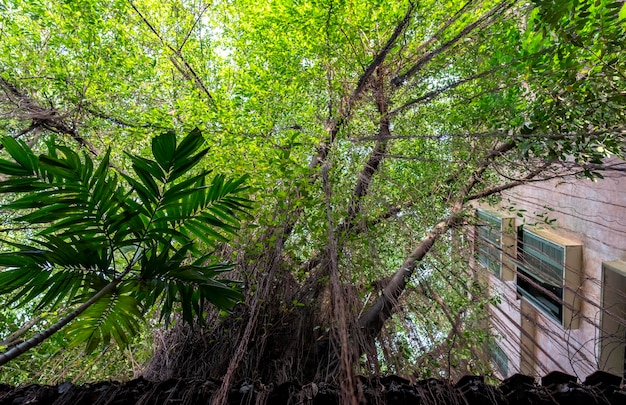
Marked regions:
[480,170,626,380]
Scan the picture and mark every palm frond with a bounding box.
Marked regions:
[65,284,143,353]
[0,128,250,360]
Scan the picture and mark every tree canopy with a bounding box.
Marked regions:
[0,0,624,398]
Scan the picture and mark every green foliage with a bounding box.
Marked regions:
[517,0,626,167]
[0,302,154,385]
[0,129,250,353]
[0,0,623,383]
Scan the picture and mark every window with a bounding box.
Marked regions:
[475,209,515,280]
[600,261,626,378]
[516,227,582,328]
[489,340,509,377]
[477,211,501,274]
[517,231,563,322]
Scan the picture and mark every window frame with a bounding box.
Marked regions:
[475,208,516,281]
[477,210,502,276]
[488,339,509,377]
[599,261,626,378]
[515,227,582,329]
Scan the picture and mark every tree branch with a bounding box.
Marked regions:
[0,316,41,348]
[352,2,415,101]
[298,73,393,296]
[340,73,391,235]
[389,68,496,118]
[129,1,217,108]
[389,45,555,119]
[406,1,476,64]
[466,165,546,201]
[358,140,517,335]
[0,77,100,155]
[357,217,456,334]
[286,4,419,269]
[83,106,172,131]
[309,1,416,170]
[391,0,516,86]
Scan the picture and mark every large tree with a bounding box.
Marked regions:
[0,0,624,401]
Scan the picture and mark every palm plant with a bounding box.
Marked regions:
[0,129,250,366]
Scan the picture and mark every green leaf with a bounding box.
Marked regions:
[152,131,177,171]
[173,127,205,161]
[0,159,33,176]
[170,147,210,181]
[66,287,143,353]
[39,155,80,181]
[129,155,165,182]
[120,172,158,207]
[92,148,112,183]
[132,161,161,201]
[0,137,37,173]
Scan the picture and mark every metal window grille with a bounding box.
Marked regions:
[477,210,502,276]
[517,229,565,323]
[489,341,509,377]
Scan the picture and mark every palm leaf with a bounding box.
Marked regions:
[152,131,177,171]
[0,128,250,360]
[0,137,38,175]
[65,285,143,353]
